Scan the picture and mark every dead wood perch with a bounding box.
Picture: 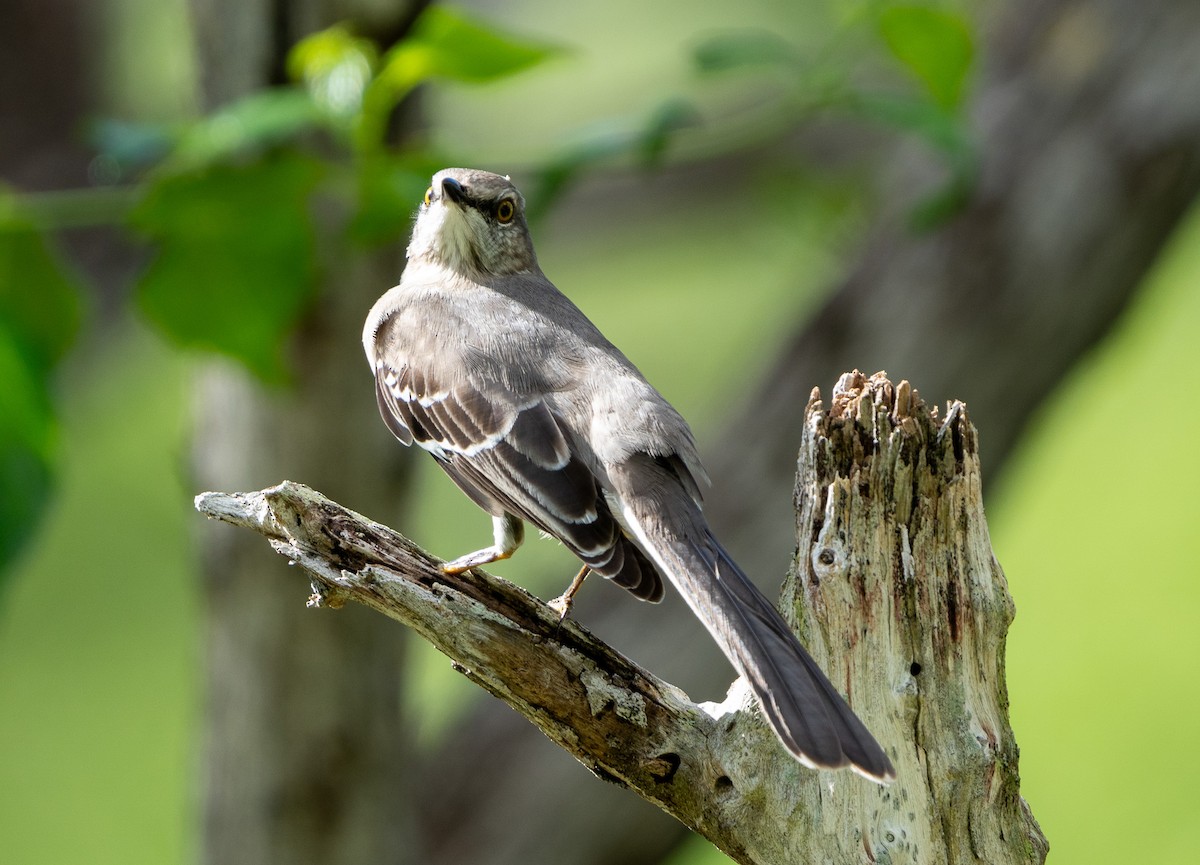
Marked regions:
[194,371,1046,864]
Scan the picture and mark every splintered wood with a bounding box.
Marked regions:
[780,370,1046,865]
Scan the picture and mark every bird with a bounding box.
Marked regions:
[362,167,895,782]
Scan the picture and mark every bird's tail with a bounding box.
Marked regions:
[613,456,895,782]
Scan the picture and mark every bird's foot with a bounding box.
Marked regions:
[442,545,512,575]
[547,564,590,622]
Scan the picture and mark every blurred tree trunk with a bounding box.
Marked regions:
[188,2,428,864]
[418,0,1200,863]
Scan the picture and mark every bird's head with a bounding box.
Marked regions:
[407,168,538,276]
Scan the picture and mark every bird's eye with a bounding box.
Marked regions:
[495,199,515,223]
[423,187,433,206]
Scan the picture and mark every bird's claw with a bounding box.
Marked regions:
[442,545,512,575]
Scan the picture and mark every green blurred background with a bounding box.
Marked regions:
[2,1,1198,863]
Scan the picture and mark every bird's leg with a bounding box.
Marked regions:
[548,564,591,622]
[443,513,524,574]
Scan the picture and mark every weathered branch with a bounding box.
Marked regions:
[196,372,1046,864]
[195,482,780,863]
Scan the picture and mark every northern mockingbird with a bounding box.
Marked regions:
[363,168,894,782]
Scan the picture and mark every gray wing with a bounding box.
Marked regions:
[372,318,662,602]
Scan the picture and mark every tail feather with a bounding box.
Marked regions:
[613,457,894,782]
[705,536,894,780]
[587,536,665,603]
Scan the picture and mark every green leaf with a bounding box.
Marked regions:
[0,321,56,582]
[169,89,325,170]
[355,7,561,152]
[693,30,801,74]
[0,192,85,372]
[878,5,974,110]
[288,24,379,124]
[383,6,562,88]
[131,152,323,383]
[0,321,55,460]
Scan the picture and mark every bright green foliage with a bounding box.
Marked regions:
[384,5,562,88]
[374,7,561,149]
[0,200,83,371]
[131,152,323,384]
[288,24,380,126]
[0,194,83,579]
[285,10,565,230]
[291,7,564,152]
[877,5,974,111]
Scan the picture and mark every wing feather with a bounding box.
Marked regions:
[370,336,662,601]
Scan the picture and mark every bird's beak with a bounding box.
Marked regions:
[441,177,469,207]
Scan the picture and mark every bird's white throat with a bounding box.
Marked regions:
[408,202,480,273]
